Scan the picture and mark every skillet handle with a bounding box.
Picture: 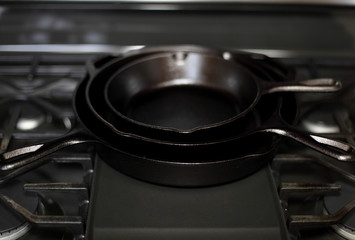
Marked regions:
[262,128,355,161]
[262,78,342,94]
[0,129,96,184]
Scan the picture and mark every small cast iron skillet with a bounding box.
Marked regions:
[101,50,340,142]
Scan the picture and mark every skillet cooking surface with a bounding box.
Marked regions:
[126,85,239,130]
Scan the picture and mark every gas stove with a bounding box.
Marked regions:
[0,45,353,240]
[0,2,355,240]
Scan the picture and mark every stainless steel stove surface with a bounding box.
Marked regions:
[1,2,355,240]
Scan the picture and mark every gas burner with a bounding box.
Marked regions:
[0,179,37,240]
[301,103,341,134]
[0,101,51,131]
[0,224,30,240]
[0,190,81,240]
[16,103,46,131]
[324,181,355,240]
[0,157,90,240]
[0,99,71,154]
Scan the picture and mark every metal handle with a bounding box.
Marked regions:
[262,78,342,94]
[0,130,96,184]
[260,128,355,161]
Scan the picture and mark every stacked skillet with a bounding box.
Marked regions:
[1,46,354,187]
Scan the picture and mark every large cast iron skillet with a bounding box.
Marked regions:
[0,47,354,187]
[0,77,287,187]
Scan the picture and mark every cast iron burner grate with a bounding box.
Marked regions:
[274,57,355,239]
[0,53,93,240]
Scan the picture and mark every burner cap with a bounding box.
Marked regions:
[301,104,340,134]
[0,179,37,237]
[16,103,46,131]
[324,181,355,239]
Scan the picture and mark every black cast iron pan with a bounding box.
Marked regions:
[87,47,291,143]
[0,67,353,187]
[87,46,257,142]
[101,50,340,142]
[85,47,351,161]
[83,47,353,162]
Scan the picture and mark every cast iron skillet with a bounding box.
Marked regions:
[102,50,340,142]
[87,47,285,143]
[0,48,354,187]
[84,47,352,161]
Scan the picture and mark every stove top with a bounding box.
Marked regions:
[0,47,354,240]
[88,157,287,240]
[0,53,92,240]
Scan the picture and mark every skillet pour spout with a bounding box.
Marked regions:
[0,46,353,187]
